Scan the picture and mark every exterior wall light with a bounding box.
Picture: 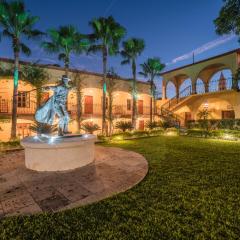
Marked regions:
[204,101,209,109]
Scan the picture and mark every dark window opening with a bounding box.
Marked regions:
[18,92,30,108]
[127,99,131,111]
[222,110,235,119]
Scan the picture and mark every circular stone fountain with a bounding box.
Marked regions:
[21,134,96,172]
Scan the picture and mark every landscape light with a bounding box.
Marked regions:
[204,101,209,109]
[48,136,58,144]
[222,133,236,141]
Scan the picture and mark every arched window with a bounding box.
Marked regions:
[196,78,205,94]
[208,69,232,92]
[179,78,192,98]
[166,81,176,99]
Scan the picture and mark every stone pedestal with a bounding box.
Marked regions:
[21,134,96,172]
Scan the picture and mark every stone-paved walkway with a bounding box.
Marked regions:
[0,146,148,217]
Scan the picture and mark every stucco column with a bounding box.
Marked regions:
[204,81,209,93]
[191,78,197,94]
[231,68,239,90]
[233,93,240,118]
[162,79,167,100]
[176,83,180,99]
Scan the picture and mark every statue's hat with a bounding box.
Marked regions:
[60,75,71,82]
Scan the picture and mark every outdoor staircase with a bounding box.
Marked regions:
[158,85,192,127]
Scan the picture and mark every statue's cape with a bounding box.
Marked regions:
[35,96,55,124]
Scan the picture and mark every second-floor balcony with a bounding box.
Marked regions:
[0,100,151,118]
[68,103,151,118]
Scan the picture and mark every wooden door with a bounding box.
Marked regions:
[84,96,93,114]
[185,112,192,126]
[138,100,143,114]
[139,120,145,130]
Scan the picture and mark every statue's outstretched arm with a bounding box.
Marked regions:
[42,85,57,91]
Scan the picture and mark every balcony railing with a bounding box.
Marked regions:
[0,100,37,115]
[68,103,151,118]
[196,77,233,94]
[0,100,151,118]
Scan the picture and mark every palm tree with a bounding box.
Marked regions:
[42,25,89,76]
[71,71,85,132]
[21,63,49,108]
[0,0,43,139]
[89,16,126,135]
[139,58,165,123]
[120,38,145,129]
[106,67,118,135]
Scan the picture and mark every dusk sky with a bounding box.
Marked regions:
[0,0,238,90]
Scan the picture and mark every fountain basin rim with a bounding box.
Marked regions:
[21,134,97,149]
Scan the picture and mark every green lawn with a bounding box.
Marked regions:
[1,136,240,239]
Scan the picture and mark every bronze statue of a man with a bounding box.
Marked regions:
[35,75,71,136]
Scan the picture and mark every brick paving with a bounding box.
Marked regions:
[0,146,148,217]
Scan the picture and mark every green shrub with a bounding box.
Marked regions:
[211,129,240,140]
[110,129,164,141]
[160,120,172,129]
[186,129,240,140]
[29,121,58,135]
[81,122,100,134]
[97,134,108,142]
[115,121,133,132]
[165,127,179,136]
[187,119,240,131]
[0,139,20,147]
[110,132,132,141]
[131,130,150,138]
[149,128,164,136]
[146,121,161,130]
[186,129,211,138]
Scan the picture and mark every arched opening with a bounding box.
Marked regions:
[196,78,205,94]
[179,78,192,98]
[166,81,176,99]
[208,69,232,92]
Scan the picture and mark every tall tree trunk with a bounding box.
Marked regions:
[65,56,69,77]
[11,49,19,139]
[153,97,156,121]
[150,97,153,123]
[132,59,137,129]
[76,87,82,133]
[102,47,107,135]
[36,90,42,108]
[108,94,113,136]
[150,78,154,123]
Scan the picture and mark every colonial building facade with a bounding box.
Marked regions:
[157,49,240,126]
[0,58,152,141]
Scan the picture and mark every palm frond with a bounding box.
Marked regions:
[20,43,31,56]
[121,59,130,65]
[139,71,148,77]
[0,0,41,56]
[58,53,66,61]
[87,44,102,54]
[89,16,126,56]
[41,41,60,53]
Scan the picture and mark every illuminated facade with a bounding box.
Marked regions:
[0,58,153,141]
[157,49,240,126]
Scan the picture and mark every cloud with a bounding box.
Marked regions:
[167,34,236,65]
[104,0,118,16]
